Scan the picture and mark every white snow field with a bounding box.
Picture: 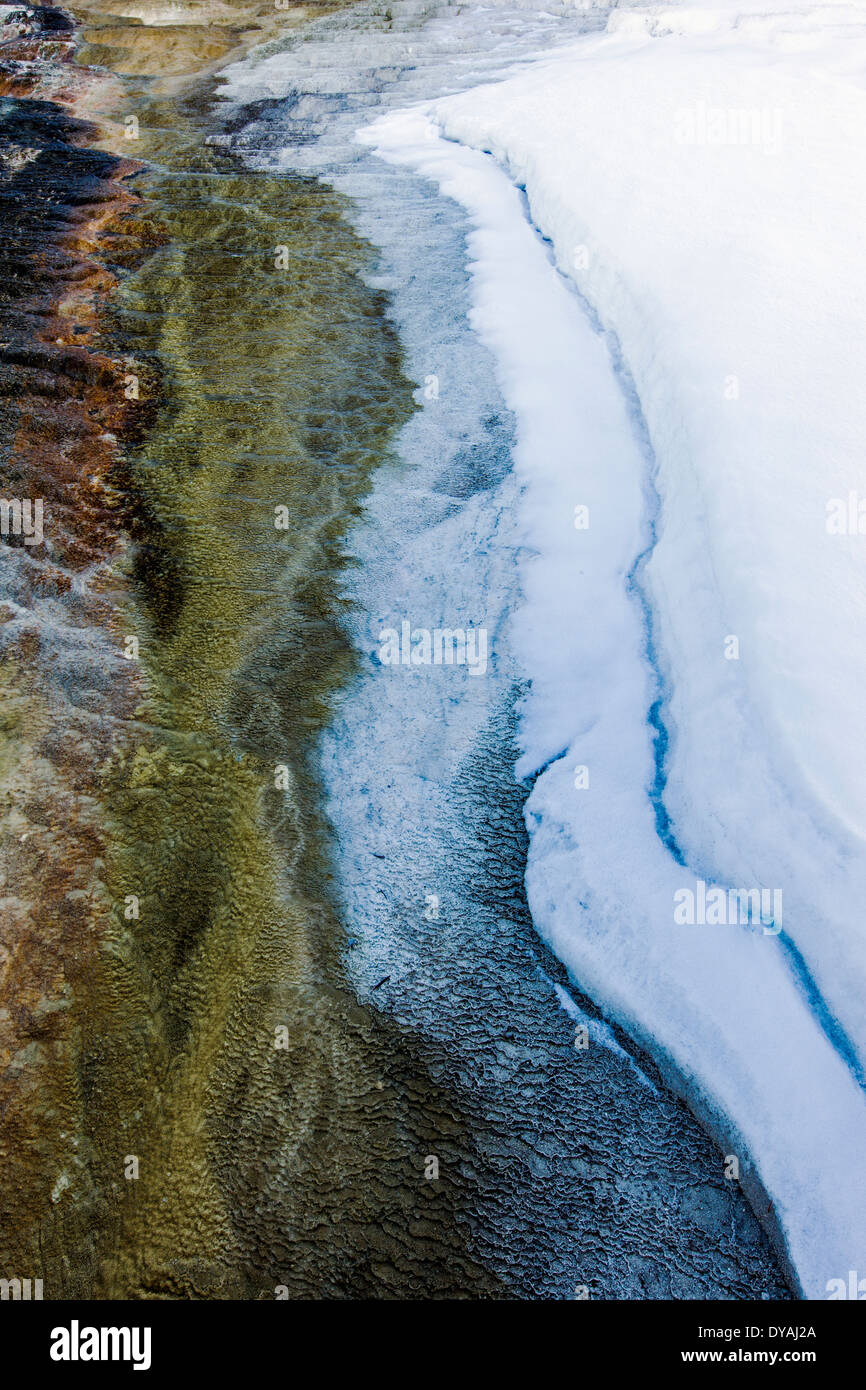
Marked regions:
[360,0,866,1296]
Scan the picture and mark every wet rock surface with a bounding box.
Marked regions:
[0,1,796,1299]
[0,6,148,1289]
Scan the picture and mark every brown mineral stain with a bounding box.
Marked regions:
[0,2,507,1298]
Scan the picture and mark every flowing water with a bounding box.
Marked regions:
[0,0,795,1297]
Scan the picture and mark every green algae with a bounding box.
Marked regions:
[52,97,507,1296]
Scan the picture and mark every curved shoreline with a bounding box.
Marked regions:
[223,0,796,1295]
[1,0,511,1298]
[1,0,797,1298]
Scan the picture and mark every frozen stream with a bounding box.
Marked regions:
[215,0,794,1297]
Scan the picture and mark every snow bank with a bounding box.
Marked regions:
[361,0,866,1295]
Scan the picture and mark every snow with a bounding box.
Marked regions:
[359,0,866,1296]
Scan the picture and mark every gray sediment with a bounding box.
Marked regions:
[0,0,798,1298]
[219,0,796,1296]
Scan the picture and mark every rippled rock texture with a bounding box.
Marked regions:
[0,3,510,1299]
[0,4,149,1294]
[0,1,796,1299]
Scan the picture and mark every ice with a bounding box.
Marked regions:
[360,0,866,1289]
[218,0,866,1294]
